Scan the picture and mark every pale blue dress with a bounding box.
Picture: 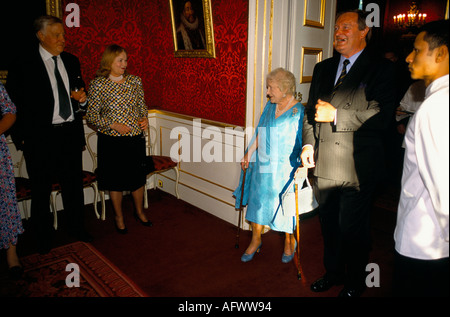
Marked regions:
[233,100,304,234]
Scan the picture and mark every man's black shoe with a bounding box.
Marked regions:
[338,287,365,297]
[311,276,343,292]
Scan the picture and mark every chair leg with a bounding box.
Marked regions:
[50,191,58,230]
[21,200,29,220]
[100,190,106,220]
[91,183,100,219]
[174,167,180,199]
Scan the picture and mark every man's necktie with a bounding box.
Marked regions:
[332,59,350,97]
[52,56,71,120]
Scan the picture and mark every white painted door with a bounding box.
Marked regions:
[284,0,337,104]
[246,0,336,132]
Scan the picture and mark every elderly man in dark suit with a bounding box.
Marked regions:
[300,10,395,297]
[6,15,92,254]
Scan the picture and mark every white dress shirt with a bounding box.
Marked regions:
[39,45,75,124]
[394,74,449,260]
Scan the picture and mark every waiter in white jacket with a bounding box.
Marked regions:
[393,19,449,297]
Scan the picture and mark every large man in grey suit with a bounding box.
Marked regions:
[301,10,395,296]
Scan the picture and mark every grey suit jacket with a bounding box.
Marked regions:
[303,49,395,185]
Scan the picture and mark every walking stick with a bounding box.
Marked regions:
[294,174,301,279]
[294,166,308,280]
[235,167,247,249]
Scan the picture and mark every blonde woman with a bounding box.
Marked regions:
[87,44,151,234]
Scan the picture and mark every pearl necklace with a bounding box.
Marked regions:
[275,96,295,116]
[109,74,123,82]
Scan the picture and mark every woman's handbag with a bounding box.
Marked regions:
[280,176,318,217]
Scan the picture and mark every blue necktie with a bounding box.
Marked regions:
[332,59,350,97]
[52,56,71,120]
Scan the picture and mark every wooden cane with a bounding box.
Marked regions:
[294,166,308,280]
[294,175,301,279]
[235,167,247,249]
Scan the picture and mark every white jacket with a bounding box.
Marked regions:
[394,74,449,260]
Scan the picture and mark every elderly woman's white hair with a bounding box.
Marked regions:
[266,68,296,96]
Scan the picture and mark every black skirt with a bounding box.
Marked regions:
[97,132,146,192]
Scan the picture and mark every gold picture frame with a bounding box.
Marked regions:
[303,0,326,29]
[46,0,63,18]
[300,47,323,83]
[169,0,216,58]
[0,71,7,85]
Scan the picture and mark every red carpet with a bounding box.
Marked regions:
[86,190,396,297]
[1,188,398,298]
[14,242,147,297]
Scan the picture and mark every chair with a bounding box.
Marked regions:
[51,132,105,229]
[13,149,70,225]
[13,152,32,220]
[144,124,180,208]
[84,132,106,220]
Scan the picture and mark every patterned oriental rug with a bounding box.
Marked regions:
[15,242,147,297]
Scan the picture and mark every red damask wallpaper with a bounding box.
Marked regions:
[63,0,248,126]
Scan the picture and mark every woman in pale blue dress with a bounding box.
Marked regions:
[234,68,304,263]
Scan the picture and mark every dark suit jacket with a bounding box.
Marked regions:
[303,49,395,185]
[6,48,86,150]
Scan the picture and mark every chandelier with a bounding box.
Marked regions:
[393,2,427,28]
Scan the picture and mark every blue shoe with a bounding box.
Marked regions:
[281,241,297,263]
[241,244,262,262]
